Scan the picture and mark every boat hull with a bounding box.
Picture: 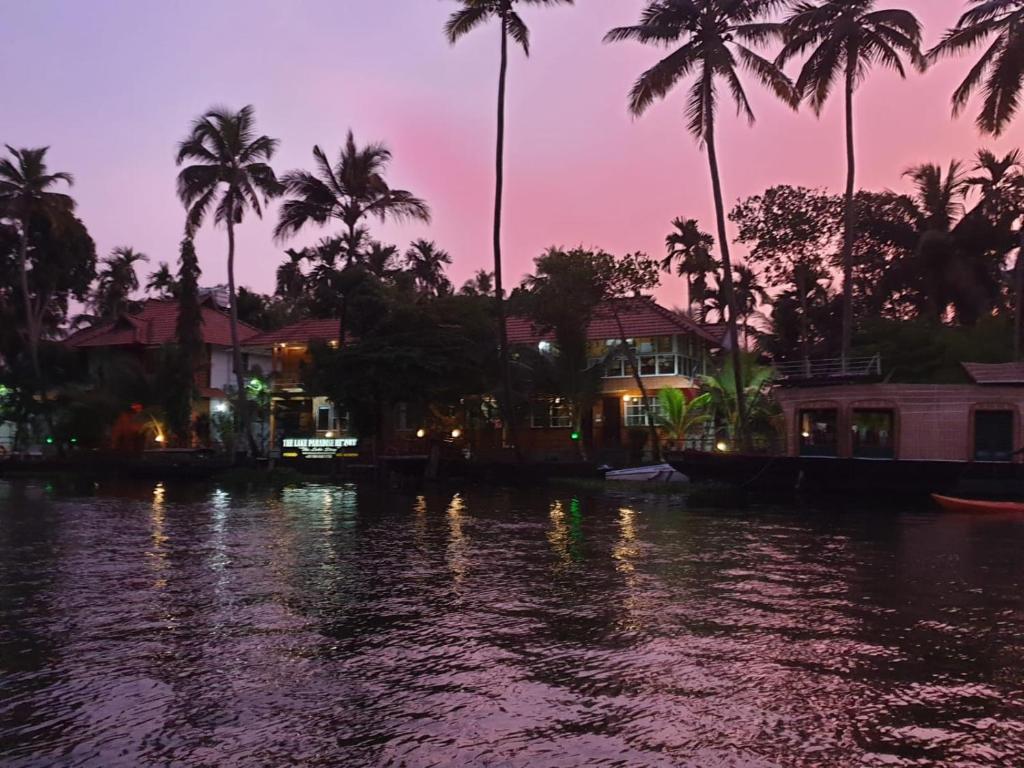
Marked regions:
[668,450,1024,499]
[931,494,1024,514]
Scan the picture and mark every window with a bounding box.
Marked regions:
[974,410,1014,462]
[852,409,895,459]
[316,405,331,432]
[530,398,573,429]
[624,396,663,427]
[799,409,838,457]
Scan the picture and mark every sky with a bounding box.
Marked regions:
[2,0,1020,308]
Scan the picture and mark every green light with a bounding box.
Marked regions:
[45,436,54,445]
[70,437,78,444]
[570,431,580,441]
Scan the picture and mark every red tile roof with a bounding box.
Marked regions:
[65,299,260,349]
[507,297,719,346]
[962,362,1024,385]
[244,318,345,347]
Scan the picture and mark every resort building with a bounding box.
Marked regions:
[507,297,719,460]
[64,298,271,444]
[775,362,1024,463]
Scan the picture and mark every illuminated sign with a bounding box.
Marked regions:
[281,436,358,459]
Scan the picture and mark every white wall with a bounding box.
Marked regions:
[208,348,273,391]
[0,421,14,452]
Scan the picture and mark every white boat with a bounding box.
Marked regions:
[604,464,689,483]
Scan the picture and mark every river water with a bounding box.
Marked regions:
[1,480,1023,767]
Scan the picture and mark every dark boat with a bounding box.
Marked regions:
[669,450,1024,499]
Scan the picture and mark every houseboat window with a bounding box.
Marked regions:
[798,409,838,457]
[852,409,895,459]
[974,410,1014,462]
[530,398,573,429]
[624,396,663,427]
[316,405,331,432]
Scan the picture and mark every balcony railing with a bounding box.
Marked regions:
[773,355,882,383]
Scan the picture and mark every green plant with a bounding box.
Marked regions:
[700,353,777,449]
[657,389,711,449]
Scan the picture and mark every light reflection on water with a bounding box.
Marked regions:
[1,480,1024,767]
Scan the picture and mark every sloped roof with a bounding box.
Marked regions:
[507,297,719,346]
[245,318,345,347]
[65,299,260,349]
[962,362,1024,385]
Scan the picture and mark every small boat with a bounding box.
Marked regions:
[605,464,688,484]
[931,494,1024,514]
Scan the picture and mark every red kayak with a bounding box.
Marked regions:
[932,494,1024,514]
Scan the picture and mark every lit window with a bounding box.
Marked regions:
[852,409,895,459]
[624,396,663,427]
[530,398,573,428]
[799,409,838,457]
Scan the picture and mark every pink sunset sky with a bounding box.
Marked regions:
[2,0,1020,307]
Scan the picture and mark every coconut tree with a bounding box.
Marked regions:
[662,217,717,317]
[146,261,178,299]
[274,132,430,341]
[175,105,282,457]
[606,0,795,445]
[776,1,924,365]
[0,146,75,380]
[445,0,574,451]
[928,1,1024,136]
[95,246,149,318]
[275,248,308,301]
[404,239,453,296]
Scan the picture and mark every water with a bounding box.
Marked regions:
[1,480,1023,767]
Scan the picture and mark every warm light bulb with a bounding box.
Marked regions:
[416,428,426,439]
[155,434,165,444]
[451,428,462,439]
[716,441,728,452]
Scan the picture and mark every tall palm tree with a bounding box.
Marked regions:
[274,131,430,340]
[606,0,795,445]
[928,1,1024,136]
[364,241,401,280]
[176,105,281,457]
[446,0,574,451]
[662,217,717,317]
[0,145,75,379]
[96,246,149,318]
[275,248,308,300]
[404,239,453,296]
[777,0,924,365]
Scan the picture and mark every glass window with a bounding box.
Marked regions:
[799,409,838,457]
[640,356,657,376]
[852,409,895,459]
[655,336,674,354]
[530,398,572,429]
[975,410,1014,462]
[658,355,677,375]
[635,337,656,355]
[625,396,663,427]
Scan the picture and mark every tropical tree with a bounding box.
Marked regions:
[365,241,402,281]
[94,246,149,318]
[776,0,924,365]
[446,0,574,453]
[0,146,76,379]
[657,388,711,450]
[700,352,777,449]
[702,264,769,348]
[275,248,308,301]
[928,1,1024,136]
[404,239,453,296]
[146,262,178,299]
[165,234,203,444]
[606,0,795,447]
[175,104,282,458]
[662,217,717,316]
[274,132,429,341]
[461,269,495,296]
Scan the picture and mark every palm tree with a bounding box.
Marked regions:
[928,1,1024,136]
[274,131,430,340]
[460,270,495,296]
[275,248,308,300]
[606,0,794,445]
[146,261,178,299]
[0,145,75,379]
[404,239,453,296]
[658,388,711,450]
[777,1,924,365]
[446,0,574,452]
[96,246,149,318]
[662,217,717,317]
[176,105,281,457]
[365,241,401,280]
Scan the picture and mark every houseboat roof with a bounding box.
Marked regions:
[962,362,1024,385]
[245,318,347,348]
[64,299,259,349]
[506,297,718,346]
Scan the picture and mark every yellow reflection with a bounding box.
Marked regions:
[148,482,168,589]
[613,506,640,574]
[413,494,428,547]
[446,493,467,585]
[548,500,571,566]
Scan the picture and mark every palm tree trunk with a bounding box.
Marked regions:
[17,211,41,381]
[611,307,662,463]
[704,97,747,450]
[840,55,858,369]
[1015,234,1024,359]
[494,18,518,457]
[226,213,250,461]
[798,269,811,375]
